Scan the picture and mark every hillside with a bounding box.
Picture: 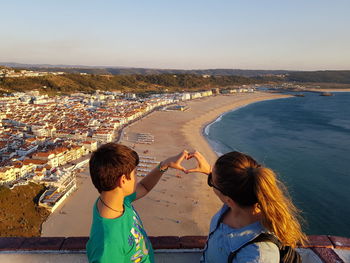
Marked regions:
[0,73,266,94]
[0,183,49,237]
[0,62,293,77]
[287,71,350,84]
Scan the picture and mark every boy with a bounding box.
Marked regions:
[86,142,188,263]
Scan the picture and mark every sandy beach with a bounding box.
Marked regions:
[41,92,291,237]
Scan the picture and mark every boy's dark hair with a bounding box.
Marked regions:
[89,143,139,193]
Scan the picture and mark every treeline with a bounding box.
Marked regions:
[0,63,292,77]
[287,71,350,84]
[133,74,262,87]
[0,73,268,94]
[30,68,292,77]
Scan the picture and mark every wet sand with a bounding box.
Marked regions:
[41,92,291,237]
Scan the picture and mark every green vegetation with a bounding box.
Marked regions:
[287,71,350,84]
[0,183,49,237]
[0,63,292,76]
[2,67,350,95]
[0,73,266,95]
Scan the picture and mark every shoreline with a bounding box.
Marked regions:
[306,88,350,92]
[200,96,293,156]
[178,93,292,235]
[41,92,292,237]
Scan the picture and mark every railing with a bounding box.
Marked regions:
[0,235,349,263]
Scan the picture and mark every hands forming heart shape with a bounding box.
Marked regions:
[163,150,211,175]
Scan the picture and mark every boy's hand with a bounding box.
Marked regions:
[186,151,211,175]
[162,150,189,173]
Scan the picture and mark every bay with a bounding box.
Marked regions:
[205,92,350,237]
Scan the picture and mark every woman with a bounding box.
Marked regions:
[187,151,307,263]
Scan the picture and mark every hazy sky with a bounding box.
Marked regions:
[1,0,349,70]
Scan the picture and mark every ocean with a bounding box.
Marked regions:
[205,92,350,237]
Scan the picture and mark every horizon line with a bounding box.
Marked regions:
[1,61,350,72]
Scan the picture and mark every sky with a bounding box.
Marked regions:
[1,0,350,70]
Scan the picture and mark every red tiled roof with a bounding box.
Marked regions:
[33,152,53,158]
[23,159,47,165]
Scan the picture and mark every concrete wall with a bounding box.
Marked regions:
[0,235,349,263]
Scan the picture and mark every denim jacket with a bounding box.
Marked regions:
[201,204,279,263]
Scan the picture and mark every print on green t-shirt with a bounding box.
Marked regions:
[86,192,154,263]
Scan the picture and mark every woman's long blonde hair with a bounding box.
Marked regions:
[214,152,307,247]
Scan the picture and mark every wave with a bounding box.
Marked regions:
[204,115,222,136]
[203,96,292,155]
[205,137,224,157]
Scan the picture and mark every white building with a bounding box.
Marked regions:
[92,131,113,143]
[181,93,191,101]
[191,92,202,99]
[83,141,98,153]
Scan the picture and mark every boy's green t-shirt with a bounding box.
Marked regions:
[86,192,154,263]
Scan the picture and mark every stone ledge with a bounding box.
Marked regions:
[1,235,350,251]
[311,247,344,263]
[329,236,350,250]
[179,236,207,249]
[60,237,89,251]
[149,236,180,249]
[20,237,65,251]
[304,235,334,248]
[0,237,24,251]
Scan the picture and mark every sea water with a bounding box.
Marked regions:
[205,92,350,237]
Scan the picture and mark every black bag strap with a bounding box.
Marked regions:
[227,233,281,263]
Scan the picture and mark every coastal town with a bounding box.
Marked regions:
[0,68,66,78]
[0,86,256,213]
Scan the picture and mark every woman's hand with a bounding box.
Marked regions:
[186,151,211,175]
[162,150,189,173]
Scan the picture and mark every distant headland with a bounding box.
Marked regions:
[1,63,350,95]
